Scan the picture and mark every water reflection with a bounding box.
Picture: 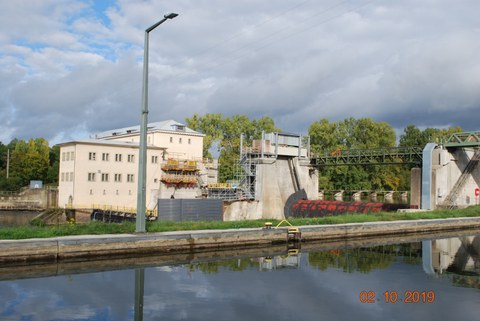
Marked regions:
[423,235,480,289]
[309,244,421,273]
[1,232,480,321]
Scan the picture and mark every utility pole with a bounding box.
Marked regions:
[6,149,9,179]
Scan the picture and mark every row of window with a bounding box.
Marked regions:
[89,152,135,162]
[61,172,74,182]
[87,152,159,164]
[89,189,134,196]
[62,152,75,162]
[169,137,191,144]
[87,173,135,183]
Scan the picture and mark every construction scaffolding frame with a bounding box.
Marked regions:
[207,131,310,201]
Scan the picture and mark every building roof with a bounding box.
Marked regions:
[57,139,165,150]
[94,119,204,139]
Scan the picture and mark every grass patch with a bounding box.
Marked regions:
[0,206,479,240]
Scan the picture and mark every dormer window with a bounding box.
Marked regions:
[173,124,185,132]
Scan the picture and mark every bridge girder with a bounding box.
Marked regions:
[444,131,480,148]
[311,147,423,167]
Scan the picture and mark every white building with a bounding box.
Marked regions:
[95,120,203,160]
[58,120,214,211]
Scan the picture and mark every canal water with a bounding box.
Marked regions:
[0,233,479,321]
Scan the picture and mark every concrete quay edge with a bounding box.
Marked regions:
[1,217,480,264]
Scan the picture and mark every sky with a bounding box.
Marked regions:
[1,0,480,145]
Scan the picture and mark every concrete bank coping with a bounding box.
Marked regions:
[1,217,480,264]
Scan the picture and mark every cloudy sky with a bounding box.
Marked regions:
[1,0,479,145]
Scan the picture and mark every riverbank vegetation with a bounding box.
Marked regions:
[0,206,479,240]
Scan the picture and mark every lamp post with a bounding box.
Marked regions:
[136,13,178,233]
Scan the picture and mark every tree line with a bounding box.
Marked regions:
[0,115,462,192]
[0,139,59,191]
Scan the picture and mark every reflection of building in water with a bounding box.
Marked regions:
[423,236,480,288]
[258,252,301,271]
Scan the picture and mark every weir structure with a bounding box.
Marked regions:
[214,132,319,220]
[310,131,480,211]
[212,130,480,220]
[422,131,480,210]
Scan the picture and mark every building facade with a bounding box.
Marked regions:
[95,120,204,160]
[58,120,214,211]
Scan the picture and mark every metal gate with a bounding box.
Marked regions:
[157,199,223,221]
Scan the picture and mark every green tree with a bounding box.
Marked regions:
[185,113,224,158]
[0,138,60,191]
[399,125,463,147]
[46,145,60,184]
[309,118,397,191]
[10,138,50,186]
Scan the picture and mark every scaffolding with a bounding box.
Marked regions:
[161,158,199,188]
[207,183,245,201]
[205,131,310,201]
[235,151,259,200]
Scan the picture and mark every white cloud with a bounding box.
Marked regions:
[1,0,480,144]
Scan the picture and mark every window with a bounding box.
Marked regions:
[154,178,158,183]
[116,190,119,195]
[127,174,134,182]
[179,137,182,144]
[175,124,185,131]
[101,173,109,182]
[89,152,96,161]
[151,156,158,164]
[114,174,122,182]
[188,138,191,144]
[115,154,122,162]
[61,173,65,182]
[103,189,106,195]
[89,189,93,195]
[102,153,109,161]
[69,172,74,181]
[169,137,173,143]
[128,154,135,163]
[88,173,96,182]
[62,152,66,161]
[66,152,70,161]
[70,151,74,161]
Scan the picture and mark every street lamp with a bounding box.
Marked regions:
[136,13,178,233]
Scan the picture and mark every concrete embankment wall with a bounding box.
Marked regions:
[0,187,58,210]
[2,217,480,265]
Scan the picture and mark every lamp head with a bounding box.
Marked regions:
[164,13,179,19]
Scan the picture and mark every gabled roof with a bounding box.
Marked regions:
[94,119,204,139]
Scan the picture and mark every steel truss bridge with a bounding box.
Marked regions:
[311,131,480,167]
[311,147,424,167]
